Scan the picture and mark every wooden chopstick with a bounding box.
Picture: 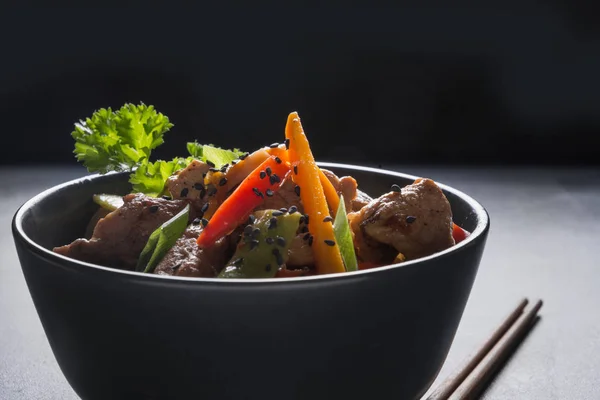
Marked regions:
[426,298,543,400]
[448,299,543,399]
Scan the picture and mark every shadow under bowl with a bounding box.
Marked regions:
[12,163,489,400]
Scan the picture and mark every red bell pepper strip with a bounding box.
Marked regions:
[452,223,470,244]
[196,155,291,248]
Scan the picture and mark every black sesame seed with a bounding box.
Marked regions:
[308,236,314,246]
[209,167,219,173]
[248,214,256,224]
[180,188,189,197]
[252,187,264,198]
[274,156,282,164]
[266,167,272,176]
[193,182,204,191]
[207,186,218,196]
[161,195,171,200]
[294,185,301,196]
[269,142,279,148]
[284,138,290,149]
[201,218,209,227]
[244,225,253,236]
[299,215,305,224]
[252,228,261,238]
[272,248,284,266]
[202,173,207,178]
[303,232,311,241]
[276,236,286,247]
[259,171,267,179]
[221,164,229,172]
[406,216,417,224]
[231,160,238,165]
[280,207,288,213]
[192,218,201,225]
[269,174,281,185]
[268,217,278,229]
[265,237,274,245]
[206,160,215,168]
[323,216,333,222]
[219,177,228,186]
[172,263,182,271]
[201,203,210,213]
[265,264,272,272]
[272,210,284,217]
[391,184,401,192]
[149,205,159,213]
[288,205,298,214]
[239,153,248,160]
[265,189,274,197]
[303,214,310,224]
[300,226,309,233]
[250,239,260,250]
[324,239,336,246]
[293,165,298,175]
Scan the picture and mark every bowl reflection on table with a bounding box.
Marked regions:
[12,163,489,400]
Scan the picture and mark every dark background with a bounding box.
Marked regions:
[1,3,598,167]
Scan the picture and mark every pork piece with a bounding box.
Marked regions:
[154,224,230,277]
[167,159,210,201]
[320,168,363,211]
[53,194,189,270]
[348,178,455,263]
[352,189,373,212]
[286,233,314,268]
[254,178,304,213]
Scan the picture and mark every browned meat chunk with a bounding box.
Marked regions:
[321,168,363,211]
[53,194,189,270]
[254,178,304,213]
[286,233,314,267]
[352,189,373,212]
[348,178,455,263]
[153,224,230,277]
[167,159,210,201]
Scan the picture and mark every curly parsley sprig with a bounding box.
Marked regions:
[71,103,247,197]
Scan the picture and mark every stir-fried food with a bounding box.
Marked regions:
[54,103,470,278]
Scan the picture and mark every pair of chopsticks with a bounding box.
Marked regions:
[426,298,543,400]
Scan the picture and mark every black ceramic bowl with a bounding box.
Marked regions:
[12,163,489,400]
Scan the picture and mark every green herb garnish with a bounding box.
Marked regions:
[129,157,193,197]
[71,103,246,196]
[187,142,247,169]
[72,103,173,174]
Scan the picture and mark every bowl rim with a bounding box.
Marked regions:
[12,162,489,284]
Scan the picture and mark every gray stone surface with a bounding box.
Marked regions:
[1,166,598,399]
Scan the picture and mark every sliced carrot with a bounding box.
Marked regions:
[318,169,340,217]
[269,143,340,216]
[285,112,345,275]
